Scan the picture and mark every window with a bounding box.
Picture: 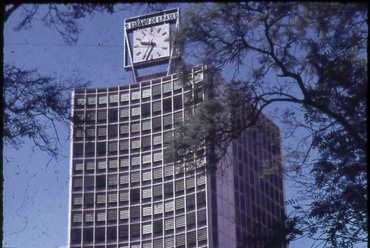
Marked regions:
[174,112,183,124]
[97,110,107,122]
[130,224,140,239]
[95,227,105,244]
[96,175,106,190]
[152,85,161,96]
[108,109,118,122]
[153,220,163,236]
[164,182,173,197]
[83,228,93,244]
[131,106,140,117]
[120,108,129,118]
[152,117,161,130]
[120,124,129,135]
[83,143,94,157]
[163,98,172,113]
[84,176,94,190]
[130,188,140,203]
[119,225,128,241]
[98,95,107,104]
[109,94,119,104]
[141,120,150,132]
[96,142,106,157]
[142,88,151,98]
[163,82,171,93]
[108,125,118,138]
[107,226,117,241]
[176,233,185,246]
[197,191,206,208]
[120,92,129,102]
[141,103,150,117]
[131,91,140,100]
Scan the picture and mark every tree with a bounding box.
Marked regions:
[3,64,90,158]
[174,2,367,247]
[2,3,116,244]
[2,3,117,155]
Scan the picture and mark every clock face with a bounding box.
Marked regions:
[133,23,170,64]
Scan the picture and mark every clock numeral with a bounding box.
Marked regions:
[162,32,167,36]
[136,51,141,56]
[162,47,168,50]
[157,52,161,56]
[136,38,141,41]
[150,27,153,33]
[134,45,139,48]
[157,28,161,33]
[142,31,146,36]
[164,37,170,42]
[150,55,153,60]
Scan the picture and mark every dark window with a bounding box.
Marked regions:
[130,188,140,204]
[141,103,151,117]
[108,125,118,139]
[164,182,173,197]
[83,228,94,244]
[119,225,128,241]
[107,226,117,241]
[95,227,105,244]
[163,98,172,113]
[197,191,206,208]
[130,224,140,239]
[108,108,118,122]
[174,95,182,110]
[84,193,94,206]
[97,142,106,157]
[96,175,106,190]
[71,229,82,244]
[153,220,163,236]
[85,143,95,157]
[84,176,94,191]
[73,143,83,157]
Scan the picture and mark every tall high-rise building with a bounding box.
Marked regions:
[68,66,285,248]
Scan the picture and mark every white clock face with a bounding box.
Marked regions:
[133,23,170,64]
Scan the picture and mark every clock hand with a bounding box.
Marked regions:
[142,39,155,60]
[141,41,151,45]
[142,44,151,60]
[141,40,156,46]
[146,43,155,60]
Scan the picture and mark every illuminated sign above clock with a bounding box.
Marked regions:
[125,12,178,30]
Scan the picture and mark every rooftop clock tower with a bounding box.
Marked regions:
[123,8,180,83]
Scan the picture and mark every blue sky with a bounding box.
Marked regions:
[3,3,327,248]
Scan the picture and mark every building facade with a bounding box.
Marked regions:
[68,66,285,248]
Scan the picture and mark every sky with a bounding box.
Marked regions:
[3,3,324,248]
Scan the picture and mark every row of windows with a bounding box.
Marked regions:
[70,226,207,247]
[72,186,206,205]
[72,205,207,226]
[73,146,165,164]
[73,139,172,158]
[72,175,206,199]
[73,172,205,187]
[73,95,194,124]
[74,77,200,107]
[73,113,186,140]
